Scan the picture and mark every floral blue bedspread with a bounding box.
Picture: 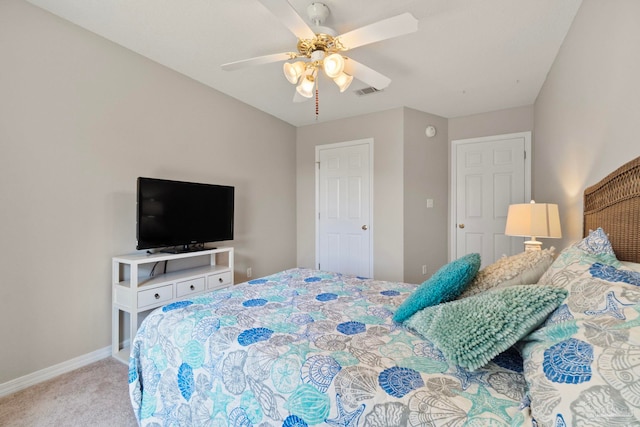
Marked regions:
[129,268,532,426]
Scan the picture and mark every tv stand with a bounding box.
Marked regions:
[111,246,234,364]
[159,244,215,254]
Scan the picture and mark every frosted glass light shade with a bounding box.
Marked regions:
[505,201,562,251]
[283,61,305,84]
[323,53,345,78]
[296,75,316,98]
[333,72,353,92]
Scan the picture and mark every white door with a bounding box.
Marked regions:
[316,139,373,277]
[451,133,531,267]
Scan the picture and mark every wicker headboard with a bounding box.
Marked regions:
[583,156,640,263]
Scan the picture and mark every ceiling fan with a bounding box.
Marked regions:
[221,0,418,104]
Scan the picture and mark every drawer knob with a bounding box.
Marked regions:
[219,277,224,283]
[154,293,160,299]
[190,285,195,290]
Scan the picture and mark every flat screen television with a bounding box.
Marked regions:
[136,177,234,252]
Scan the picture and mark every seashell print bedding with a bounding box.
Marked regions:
[522,229,640,426]
[128,268,534,426]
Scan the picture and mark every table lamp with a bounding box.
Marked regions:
[505,200,562,251]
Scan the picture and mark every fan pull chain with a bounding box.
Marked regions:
[315,87,319,120]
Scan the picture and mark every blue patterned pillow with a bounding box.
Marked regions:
[590,262,640,286]
[574,227,616,256]
[405,285,568,371]
[521,269,640,425]
[393,253,480,323]
[520,234,640,425]
[537,228,622,289]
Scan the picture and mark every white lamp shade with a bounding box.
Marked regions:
[505,201,562,239]
[323,53,345,79]
[332,72,353,92]
[283,61,305,84]
[296,75,316,98]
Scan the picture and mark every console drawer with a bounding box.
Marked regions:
[138,285,173,308]
[176,277,206,298]
[207,271,232,290]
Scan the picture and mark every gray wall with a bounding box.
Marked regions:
[0,0,296,384]
[403,108,449,283]
[533,0,640,249]
[448,105,534,142]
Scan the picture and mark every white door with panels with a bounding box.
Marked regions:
[451,132,531,267]
[316,139,373,277]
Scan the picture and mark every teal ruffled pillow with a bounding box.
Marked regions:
[404,285,568,371]
[393,253,480,323]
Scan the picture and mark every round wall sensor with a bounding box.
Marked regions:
[425,125,437,138]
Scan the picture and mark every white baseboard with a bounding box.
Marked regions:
[0,345,112,398]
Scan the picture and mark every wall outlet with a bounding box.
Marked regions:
[422,265,427,275]
[246,267,252,278]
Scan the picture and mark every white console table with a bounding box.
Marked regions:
[111,247,234,363]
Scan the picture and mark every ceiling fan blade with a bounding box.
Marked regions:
[221,52,292,71]
[258,0,316,40]
[337,13,418,50]
[344,59,391,90]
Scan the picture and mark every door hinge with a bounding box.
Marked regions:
[524,151,527,159]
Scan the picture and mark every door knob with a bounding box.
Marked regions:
[362,225,368,230]
[458,224,465,229]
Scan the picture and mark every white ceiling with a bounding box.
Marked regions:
[26,0,583,127]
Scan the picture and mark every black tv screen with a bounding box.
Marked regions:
[136,177,234,251]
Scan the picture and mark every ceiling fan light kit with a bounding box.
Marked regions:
[322,53,344,78]
[283,47,352,98]
[296,70,317,98]
[283,61,306,84]
[222,0,418,117]
[333,72,354,93]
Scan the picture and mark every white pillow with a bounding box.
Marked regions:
[458,248,555,299]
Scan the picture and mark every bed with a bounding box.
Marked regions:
[129,156,640,426]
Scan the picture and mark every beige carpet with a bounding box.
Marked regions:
[0,357,137,427]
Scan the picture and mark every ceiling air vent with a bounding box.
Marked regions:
[354,87,383,96]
